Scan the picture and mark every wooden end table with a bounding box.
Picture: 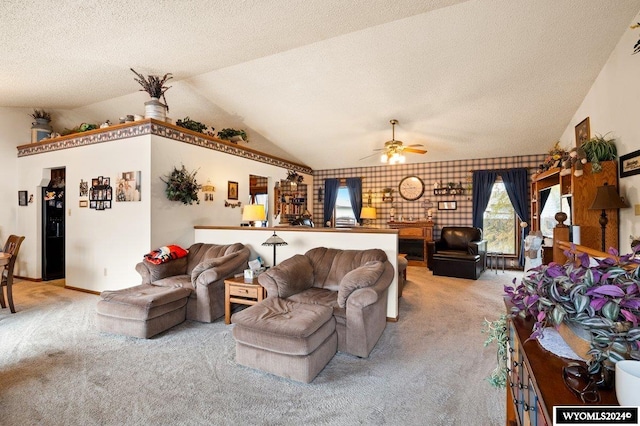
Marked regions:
[224,276,266,324]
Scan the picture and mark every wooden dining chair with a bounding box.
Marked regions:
[1,235,25,313]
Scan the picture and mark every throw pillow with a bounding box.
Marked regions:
[337,261,385,308]
[144,244,188,265]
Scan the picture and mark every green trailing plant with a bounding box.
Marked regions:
[216,128,248,143]
[130,68,173,111]
[505,245,640,375]
[580,133,617,173]
[482,314,508,388]
[30,109,51,121]
[175,116,213,134]
[160,165,202,205]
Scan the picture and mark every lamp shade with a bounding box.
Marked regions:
[242,204,266,222]
[262,232,288,247]
[589,183,626,210]
[360,206,377,220]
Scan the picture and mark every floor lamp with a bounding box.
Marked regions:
[588,183,626,252]
[262,232,288,266]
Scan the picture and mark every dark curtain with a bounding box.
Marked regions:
[323,178,340,226]
[539,188,551,214]
[346,177,362,223]
[502,168,530,267]
[472,170,497,229]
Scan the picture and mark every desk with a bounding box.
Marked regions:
[224,276,266,324]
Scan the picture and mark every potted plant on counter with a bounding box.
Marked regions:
[504,245,640,379]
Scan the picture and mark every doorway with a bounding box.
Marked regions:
[42,167,65,280]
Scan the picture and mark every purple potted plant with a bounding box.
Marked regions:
[505,245,640,376]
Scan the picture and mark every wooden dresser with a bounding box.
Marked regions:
[507,312,618,426]
[387,221,434,266]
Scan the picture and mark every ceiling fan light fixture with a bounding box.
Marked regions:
[380,153,388,163]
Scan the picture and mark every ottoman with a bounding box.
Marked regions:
[231,297,337,383]
[96,283,191,338]
[432,253,482,280]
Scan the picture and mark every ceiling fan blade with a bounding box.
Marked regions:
[359,152,381,160]
[403,148,427,154]
[407,143,424,147]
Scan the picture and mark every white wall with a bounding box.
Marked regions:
[194,227,400,319]
[16,135,152,291]
[14,130,311,293]
[0,107,32,247]
[559,12,640,253]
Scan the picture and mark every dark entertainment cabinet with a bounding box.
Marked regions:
[387,221,433,266]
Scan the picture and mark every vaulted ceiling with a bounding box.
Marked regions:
[2,0,639,170]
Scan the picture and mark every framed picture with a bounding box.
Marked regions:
[228,181,239,200]
[575,117,590,146]
[620,149,640,178]
[18,190,28,206]
[92,178,99,187]
[103,177,110,186]
[438,201,457,210]
[79,200,88,208]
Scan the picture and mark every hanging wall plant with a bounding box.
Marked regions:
[160,165,202,205]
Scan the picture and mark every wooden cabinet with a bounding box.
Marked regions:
[506,312,618,426]
[530,161,619,255]
[274,180,308,225]
[388,221,433,266]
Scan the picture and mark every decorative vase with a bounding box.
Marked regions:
[557,321,592,360]
[144,97,166,121]
[31,118,52,143]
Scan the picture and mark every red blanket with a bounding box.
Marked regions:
[144,245,188,265]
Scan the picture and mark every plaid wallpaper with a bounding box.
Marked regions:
[313,154,546,239]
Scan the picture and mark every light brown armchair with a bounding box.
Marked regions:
[135,243,250,323]
[257,247,394,357]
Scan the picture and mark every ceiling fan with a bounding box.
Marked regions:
[360,119,427,164]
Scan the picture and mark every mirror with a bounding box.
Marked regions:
[249,174,269,227]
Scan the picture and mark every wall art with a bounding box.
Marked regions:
[116,171,141,201]
[620,149,640,178]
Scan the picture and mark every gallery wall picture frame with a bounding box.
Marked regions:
[79,200,88,208]
[228,181,239,200]
[620,149,640,178]
[18,190,28,206]
[575,117,590,146]
[438,201,457,210]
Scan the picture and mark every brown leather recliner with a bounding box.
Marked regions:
[427,227,487,279]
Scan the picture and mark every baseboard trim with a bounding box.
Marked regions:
[14,276,42,282]
[64,285,100,296]
[386,316,398,322]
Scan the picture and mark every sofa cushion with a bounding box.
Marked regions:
[258,255,314,298]
[152,274,194,292]
[305,247,388,290]
[190,251,240,282]
[287,287,338,308]
[337,260,385,308]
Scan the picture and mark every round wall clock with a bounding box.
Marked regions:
[398,176,425,201]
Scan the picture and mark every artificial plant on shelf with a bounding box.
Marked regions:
[160,165,202,205]
[580,133,617,173]
[504,245,640,377]
[130,68,173,112]
[217,128,248,143]
[30,109,51,122]
[175,116,214,135]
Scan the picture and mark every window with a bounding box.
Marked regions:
[334,186,356,227]
[483,181,517,255]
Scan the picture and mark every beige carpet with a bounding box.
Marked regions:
[0,268,521,425]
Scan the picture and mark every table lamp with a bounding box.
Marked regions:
[360,206,376,227]
[242,204,266,227]
[262,232,288,265]
[588,183,626,252]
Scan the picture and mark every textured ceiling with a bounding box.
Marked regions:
[2,0,639,170]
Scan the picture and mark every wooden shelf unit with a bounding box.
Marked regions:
[274,180,308,225]
[387,221,433,266]
[530,161,619,255]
